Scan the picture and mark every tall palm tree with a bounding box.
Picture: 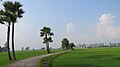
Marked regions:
[3,1,24,60]
[40,27,54,53]
[0,9,12,61]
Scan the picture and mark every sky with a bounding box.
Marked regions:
[0,0,120,50]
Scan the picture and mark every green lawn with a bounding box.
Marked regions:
[0,49,61,67]
[53,48,120,67]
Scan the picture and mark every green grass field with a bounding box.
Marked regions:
[53,48,120,67]
[0,49,61,67]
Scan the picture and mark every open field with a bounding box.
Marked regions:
[0,49,61,67]
[53,48,120,67]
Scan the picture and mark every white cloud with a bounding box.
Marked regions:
[96,14,120,39]
[65,23,74,35]
[63,23,75,42]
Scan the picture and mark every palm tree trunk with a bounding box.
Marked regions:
[7,22,12,61]
[46,43,50,53]
[45,34,50,53]
[12,22,16,61]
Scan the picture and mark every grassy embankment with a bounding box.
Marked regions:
[53,47,120,67]
[37,51,69,67]
[0,49,61,67]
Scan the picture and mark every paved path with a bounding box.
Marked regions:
[7,51,69,67]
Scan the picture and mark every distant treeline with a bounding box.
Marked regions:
[76,42,120,48]
[0,46,7,52]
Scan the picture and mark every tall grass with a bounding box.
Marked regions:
[53,48,120,67]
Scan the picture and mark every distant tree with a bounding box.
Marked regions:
[69,43,75,50]
[61,38,69,50]
[25,47,30,50]
[4,42,8,51]
[2,47,7,52]
[109,42,113,47]
[40,27,54,53]
[117,43,120,46]
[0,46,2,52]
[22,47,24,50]
[50,47,52,49]
[41,47,45,50]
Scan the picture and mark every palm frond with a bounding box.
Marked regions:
[18,9,24,15]
[50,33,54,36]
[3,1,13,11]
[14,1,22,9]
[0,20,5,24]
[40,32,44,37]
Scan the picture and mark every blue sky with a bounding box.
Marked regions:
[0,0,120,50]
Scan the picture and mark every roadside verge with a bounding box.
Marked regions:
[37,51,71,67]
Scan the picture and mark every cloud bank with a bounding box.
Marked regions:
[96,14,120,39]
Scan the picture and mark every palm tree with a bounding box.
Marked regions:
[0,9,12,61]
[61,38,69,50]
[40,27,54,53]
[3,1,24,60]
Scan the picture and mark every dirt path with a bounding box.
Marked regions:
[7,51,69,67]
